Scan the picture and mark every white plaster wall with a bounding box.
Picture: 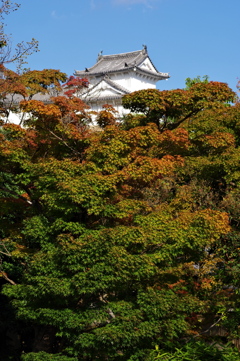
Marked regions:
[138,58,156,72]
[87,76,100,87]
[109,72,157,92]
[109,73,132,91]
[2,111,26,125]
[130,73,157,90]
[87,71,158,94]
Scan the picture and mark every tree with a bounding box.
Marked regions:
[0,66,68,124]
[0,0,39,71]
[184,75,209,90]
[96,104,118,128]
[122,81,236,132]
[1,77,240,360]
[63,76,89,98]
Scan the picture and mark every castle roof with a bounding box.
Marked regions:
[75,48,169,80]
[81,76,130,104]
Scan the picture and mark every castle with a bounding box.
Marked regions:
[5,46,169,123]
[74,46,169,116]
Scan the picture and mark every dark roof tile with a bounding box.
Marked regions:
[74,49,168,79]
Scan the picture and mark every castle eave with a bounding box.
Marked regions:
[75,66,169,81]
[87,95,122,103]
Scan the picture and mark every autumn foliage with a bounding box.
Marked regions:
[122,82,236,131]
[1,74,240,360]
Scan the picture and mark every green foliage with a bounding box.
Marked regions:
[122,82,236,132]
[21,352,77,361]
[184,75,209,90]
[149,342,240,361]
[1,75,240,360]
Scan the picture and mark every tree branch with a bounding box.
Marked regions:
[164,110,200,131]
[0,271,16,285]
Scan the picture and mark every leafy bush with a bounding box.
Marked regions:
[149,342,240,361]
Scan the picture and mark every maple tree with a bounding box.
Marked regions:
[63,75,89,98]
[122,81,236,131]
[0,1,70,125]
[1,77,240,361]
[96,104,119,128]
[0,66,69,124]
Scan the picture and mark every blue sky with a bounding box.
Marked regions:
[4,0,240,92]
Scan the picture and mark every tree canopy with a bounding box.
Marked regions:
[1,7,240,357]
[1,70,240,361]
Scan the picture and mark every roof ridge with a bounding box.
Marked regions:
[81,78,130,98]
[100,49,143,59]
[104,78,130,94]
